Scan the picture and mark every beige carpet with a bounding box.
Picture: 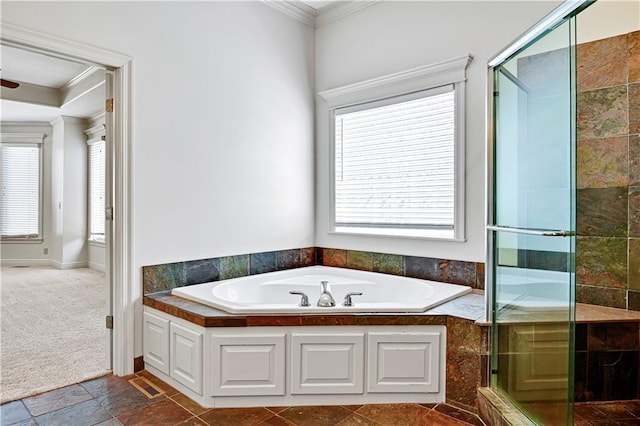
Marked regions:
[0,265,109,403]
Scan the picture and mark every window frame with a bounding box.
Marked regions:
[87,139,107,245]
[86,125,106,246]
[0,133,45,243]
[319,55,472,241]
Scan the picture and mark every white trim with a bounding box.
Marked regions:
[0,133,45,144]
[50,259,89,270]
[1,259,50,267]
[1,23,131,67]
[321,55,472,242]
[319,55,473,108]
[89,261,106,273]
[260,0,378,28]
[315,1,380,28]
[261,0,316,27]
[1,22,134,376]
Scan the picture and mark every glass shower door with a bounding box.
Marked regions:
[489,15,576,425]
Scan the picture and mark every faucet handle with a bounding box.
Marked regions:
[343,292,363,307]
[289,291,310,307]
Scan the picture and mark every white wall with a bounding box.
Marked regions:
[315,1,561,263]
[1,1,316,357]
[60,117,88,269]
[577,0,640,44]
[0,122,53,265]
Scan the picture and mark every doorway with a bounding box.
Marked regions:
[0,23,133,397]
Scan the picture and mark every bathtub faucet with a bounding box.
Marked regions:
[317,280,336,307]
[289,291,310,307]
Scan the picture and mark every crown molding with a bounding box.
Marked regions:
[319,54,473,108]
[0,121,53,128]
[0,132,45,143]
[261,0,379,28]
[1,22,130,68]
[315,1,380,28]
[262,1,316,27]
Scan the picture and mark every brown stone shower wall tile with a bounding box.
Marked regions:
[475,263,485,290]
[588,322,640,351]
[577,34,628,92]
[630,188,640,238]
[629,83,640,134]
[630,290,640,311]
[322,248,346,267]
[300,247,316,266]
[577,85,628,139]
[630,238,640,290]
[630,31,640,83]
[447,317,482,353]
[576,236,628,289]
[446,349,481,412]
[576,284,627,309]
[577,187,628,237]
[143,263,185,293]
[372,252,404,275]
[346,250,373,271]
[577,137,629,188]
[631,135,640,186]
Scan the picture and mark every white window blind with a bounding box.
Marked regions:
[0,144,41,238]
[334,86,455,229]
[89,141,105,241]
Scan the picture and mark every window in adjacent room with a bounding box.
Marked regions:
[88,139,106,243]
[0,134,44,241]
[321,55,471,240]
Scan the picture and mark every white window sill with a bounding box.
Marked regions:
[331,226,465,242]
[1,238,43,244]
[88,239,106,247]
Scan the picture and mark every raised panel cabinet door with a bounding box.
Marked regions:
[169,322,203,394]
[210,334,285,396]
[291,333,365,395]
[143,311,170,375]
[507,324,569,401]
[367,332,441,393]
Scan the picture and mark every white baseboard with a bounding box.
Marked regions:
[1,259,51,267]
[49,260,89,270]
[89,261,106,273]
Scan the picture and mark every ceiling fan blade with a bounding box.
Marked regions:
[1,79,20,89]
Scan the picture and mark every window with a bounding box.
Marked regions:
[335,86,455,232]
[88,140,105,243]
[320,55,471,240]
[0,134,44,240]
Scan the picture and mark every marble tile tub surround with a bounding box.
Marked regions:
[143,247,485,295]
[576,29,640,311]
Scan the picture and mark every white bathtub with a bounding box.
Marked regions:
[171,265,472,314]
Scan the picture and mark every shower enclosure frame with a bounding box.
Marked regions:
[485,0,594,423]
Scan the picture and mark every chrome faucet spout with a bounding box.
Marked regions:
[317,280,335,307]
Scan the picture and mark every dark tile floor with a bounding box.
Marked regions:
[4,372,639,425]
[1,371,485,426]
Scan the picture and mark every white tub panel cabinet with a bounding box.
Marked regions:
[291,333,364,394]
[210,334,285,396]
[170,322,203,394]
[143,308,446,408]
[143,311,170,375]
[367,332,440,393]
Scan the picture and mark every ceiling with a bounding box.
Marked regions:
[1,44,105,122]
[299,0,335,9]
